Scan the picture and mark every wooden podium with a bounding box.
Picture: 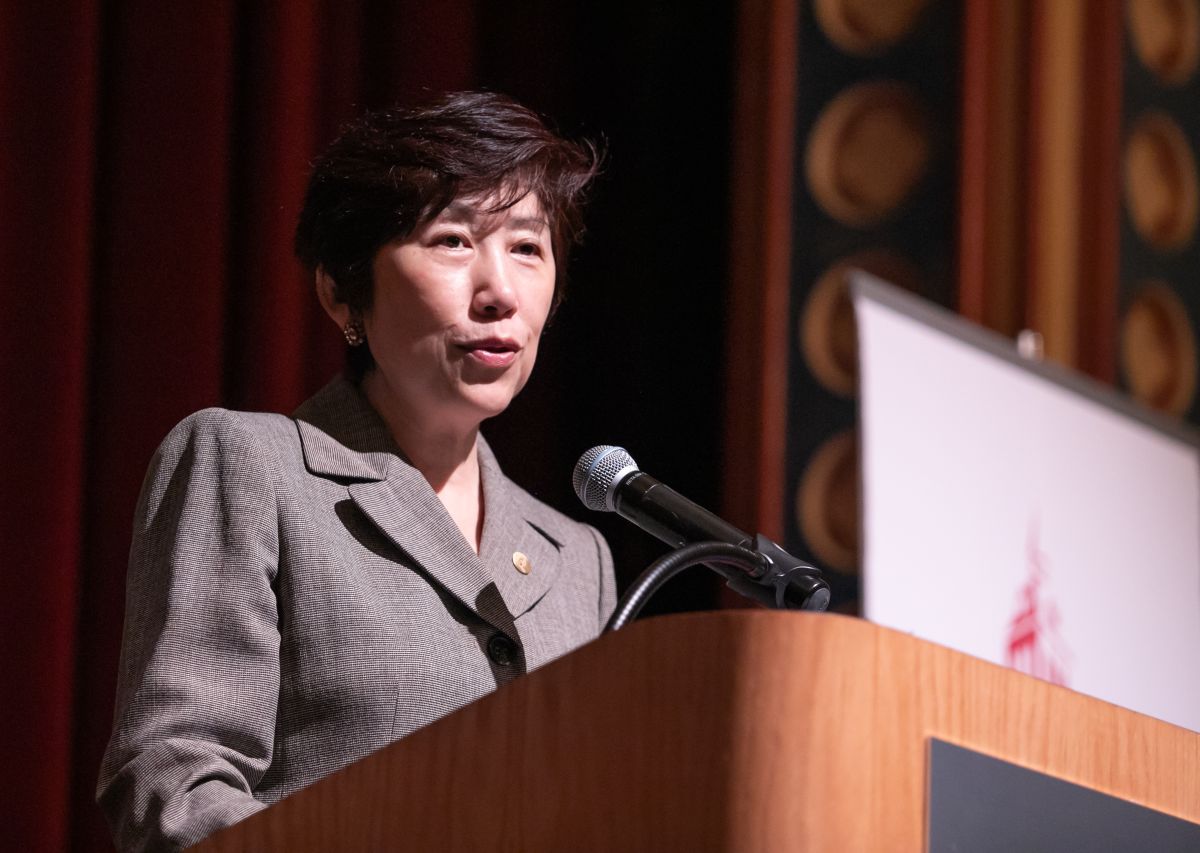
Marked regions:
[196,612,1200,851]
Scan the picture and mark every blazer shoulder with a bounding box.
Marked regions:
[142,409,303,511]
[159,407,299,456]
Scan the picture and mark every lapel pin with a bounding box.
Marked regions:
[512,551,532,575]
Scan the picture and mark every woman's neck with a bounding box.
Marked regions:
[361,371,484,552]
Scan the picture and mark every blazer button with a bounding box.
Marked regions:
[487,633,518,667]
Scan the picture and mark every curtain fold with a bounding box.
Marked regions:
[0,3,100,851]
[226,0,327,412]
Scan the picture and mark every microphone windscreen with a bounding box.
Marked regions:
[573,445,639,511]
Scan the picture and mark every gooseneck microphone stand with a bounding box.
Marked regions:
[605,536,831,632]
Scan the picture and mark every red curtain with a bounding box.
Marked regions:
[3,1,741,847]
[1,2,475,849]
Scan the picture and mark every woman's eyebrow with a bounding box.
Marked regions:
[436,204,548,233]
[438,203,475,222]
[506,217,549,232]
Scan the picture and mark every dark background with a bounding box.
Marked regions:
[0,2,736,849]
[473,1,735,610]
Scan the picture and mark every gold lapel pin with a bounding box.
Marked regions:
[512,551,532,575]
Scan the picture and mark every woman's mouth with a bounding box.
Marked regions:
[458,339,520,368]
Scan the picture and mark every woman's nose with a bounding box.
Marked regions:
[472,250,519,317]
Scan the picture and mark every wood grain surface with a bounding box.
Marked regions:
[196,611,1200,851]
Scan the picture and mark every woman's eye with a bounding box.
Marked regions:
[438,234,466,249]
[515,242,541,257]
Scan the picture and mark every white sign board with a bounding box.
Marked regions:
[853,274,1200,732]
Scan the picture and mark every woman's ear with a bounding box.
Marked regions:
[315,268,352,329]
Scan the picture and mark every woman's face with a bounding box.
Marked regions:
[361,192,557,429]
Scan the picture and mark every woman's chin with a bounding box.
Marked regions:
[456,373,529,414]
[451,384,523,424]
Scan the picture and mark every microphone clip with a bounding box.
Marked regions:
[723,534,831,613]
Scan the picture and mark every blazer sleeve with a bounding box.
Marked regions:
[97,409,281,853]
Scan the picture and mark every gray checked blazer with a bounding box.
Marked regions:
[97,377,616,853]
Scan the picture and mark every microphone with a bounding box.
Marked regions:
[573,445,754,550]
[573,445,830,611]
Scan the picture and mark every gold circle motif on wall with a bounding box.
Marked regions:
[800,251,921,397]
[1127,0,1200,85]
[797,431,859,574]
[805,82,932,228]
[814,0,931,56]
[1119,281,1197,414]
[1123,112,1199,250]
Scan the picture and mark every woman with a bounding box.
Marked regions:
[97,92,615,852]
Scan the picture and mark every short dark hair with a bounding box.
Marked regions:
[294,91,602,377]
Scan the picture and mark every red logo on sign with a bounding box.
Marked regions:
[1005,518,1072,686]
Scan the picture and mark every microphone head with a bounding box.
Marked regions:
[573,445,640,512]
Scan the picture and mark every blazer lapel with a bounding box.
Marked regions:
[477,438,562,619]
[294,378,572,630]
[346,466,515,629]
[294,378,510,628]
